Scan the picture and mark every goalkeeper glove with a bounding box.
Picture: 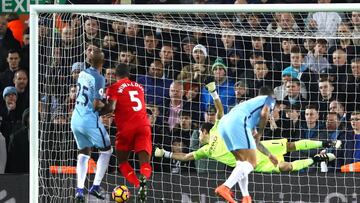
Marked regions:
[154,147,172,158]
[204,76,219,100]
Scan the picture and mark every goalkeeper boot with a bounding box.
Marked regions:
[323,140,342,149]
[89,185,106,200]
[74,188,85,203]
[138,175,148,202]
[312,153,336,163]
[215,185,236,203]
[242,196,252,203]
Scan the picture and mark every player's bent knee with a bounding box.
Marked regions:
[278,162,292,172]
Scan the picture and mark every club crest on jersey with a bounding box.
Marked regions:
[99,88,105,98]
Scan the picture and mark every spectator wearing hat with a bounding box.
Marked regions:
[282,46,318,99]
[201,58,236,114]
[0,86,23,149]
[273,68,308,101]
[226,49,246,79]
[304,39,331,73]
[178,44,210,83]
[71,62,86,82]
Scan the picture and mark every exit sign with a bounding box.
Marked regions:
[1,0,51,14]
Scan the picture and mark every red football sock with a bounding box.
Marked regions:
[119,162,140,187]
[140,162,152,180]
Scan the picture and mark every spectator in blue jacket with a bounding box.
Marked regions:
[201,57,236,114]
[137,59,172,106]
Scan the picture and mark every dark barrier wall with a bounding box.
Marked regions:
[2,173,360,202]
[0,174,29,202]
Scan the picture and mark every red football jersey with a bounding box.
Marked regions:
[106,78,150,133]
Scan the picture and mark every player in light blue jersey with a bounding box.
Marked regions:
[70,47,112,202]
[215,86,278,203]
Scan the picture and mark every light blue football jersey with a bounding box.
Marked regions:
[224,95,275,129]
[71,67,105,127]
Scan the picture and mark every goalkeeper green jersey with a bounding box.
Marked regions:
[193,120,288,172]
[193,120,237,167]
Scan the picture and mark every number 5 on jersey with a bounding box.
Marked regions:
[129,91,142,111]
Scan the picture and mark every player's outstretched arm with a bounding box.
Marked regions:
[205,76,224,120]
[154,147,195,161]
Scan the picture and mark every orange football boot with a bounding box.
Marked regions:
[215,185,237,203]
[241,195,252,203]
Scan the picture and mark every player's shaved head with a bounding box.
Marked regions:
[259,86,274,96]
[115,63,130,78]
[89,47,104,67]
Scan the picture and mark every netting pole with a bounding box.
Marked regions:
[29,6,39,203]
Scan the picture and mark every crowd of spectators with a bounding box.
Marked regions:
[1,0,360,175]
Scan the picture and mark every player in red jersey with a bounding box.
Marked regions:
[104,63,152,202]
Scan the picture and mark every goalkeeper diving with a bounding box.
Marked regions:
[155,80,340,174]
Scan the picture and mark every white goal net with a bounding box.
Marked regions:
[31,4,360,203]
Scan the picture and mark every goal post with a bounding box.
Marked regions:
[30,3,360,203]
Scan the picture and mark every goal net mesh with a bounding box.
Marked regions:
[37,9,360,202]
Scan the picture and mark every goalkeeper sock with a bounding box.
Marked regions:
[93,148,112,185]
[119,162,140,187]
[140,162,152,180]
[294,140,322,151]
[290,159,314,171]
[76,153,90,189]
